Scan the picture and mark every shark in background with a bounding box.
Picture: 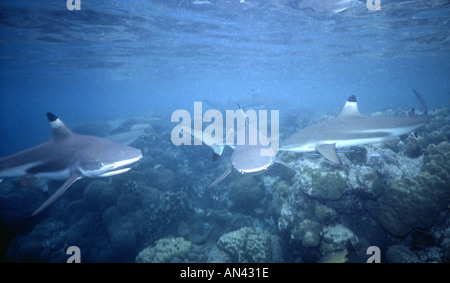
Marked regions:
[181,106,294,188]
[0,113,142,219]
[280,89,429,164]
[207,107,294,188]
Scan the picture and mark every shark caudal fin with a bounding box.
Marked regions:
[412,89,428,117]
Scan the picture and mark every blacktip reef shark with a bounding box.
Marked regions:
[280,89,429,164]
[0,113,142,219]
[182,106,294,188]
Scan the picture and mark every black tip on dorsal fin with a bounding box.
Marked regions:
[46,112,73,139]
[46,112,58,122]
[338,95,364,118]
[347,95,357,103]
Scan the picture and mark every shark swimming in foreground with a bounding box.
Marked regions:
[280,90,429,164]
[0,113,143,219]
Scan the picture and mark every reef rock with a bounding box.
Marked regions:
[135,237,204,263]
[292,167,349,200]
[83,180,116,211]
[217,227,281,263]
[378,142,450,237]
[386,244,420,263]
[314,204,338,224]
[347,165,384,198]
[319,223,358,256]
[228,176,265,212]
[291,219,322,248]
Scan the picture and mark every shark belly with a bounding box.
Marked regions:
[333,137,388,148]
[279,144,316,153]
[0,161,42,178]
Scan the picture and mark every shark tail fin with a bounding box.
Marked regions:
[412,89,428,117]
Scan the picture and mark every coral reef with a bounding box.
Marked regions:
[347,165,384,198]
[386,244,420,263]
[2,107,450,263]
[291,219,322,248]
[135,237,205,263]
[292,167,349,200]
[319,224,358,256]
[314,204,337,224]
[217,227,282,263]
[378,142,450,237]
[228,176,265,213]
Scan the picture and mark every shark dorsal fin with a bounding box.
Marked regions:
[47,112,73,140]
[338,95,364,118]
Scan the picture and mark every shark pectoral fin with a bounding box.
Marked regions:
[207,167,232,189]
[275,157,296,171]
[211,144,225,162]
[315,144,341,164]
[27,173,82,220]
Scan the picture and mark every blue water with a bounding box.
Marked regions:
[1,0,450,263]
[1,0,449,156]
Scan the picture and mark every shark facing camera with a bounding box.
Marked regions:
[0,113,142,219]
[171,103,294,188]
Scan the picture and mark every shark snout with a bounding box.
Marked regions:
[111,153,142,169]
[80,148,142,178]
[94,154,142,177]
